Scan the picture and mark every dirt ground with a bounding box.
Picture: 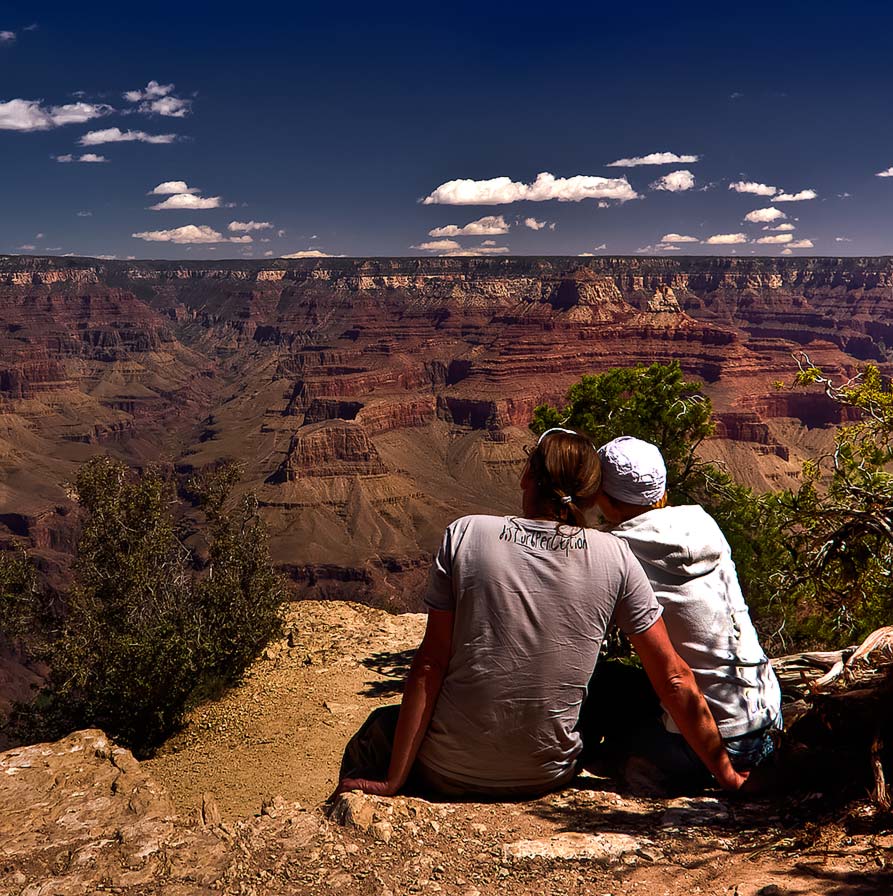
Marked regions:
[144,600,893,896]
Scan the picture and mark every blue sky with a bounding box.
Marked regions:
[2,1,893,259]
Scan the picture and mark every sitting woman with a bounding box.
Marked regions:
[590,435,782,789]
[336,429,747,798]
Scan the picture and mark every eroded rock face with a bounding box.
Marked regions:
[0,254,889,608]
[0,729,319,895]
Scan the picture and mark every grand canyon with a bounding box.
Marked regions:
[2,253,892,609]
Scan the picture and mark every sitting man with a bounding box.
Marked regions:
[587,435,782,791]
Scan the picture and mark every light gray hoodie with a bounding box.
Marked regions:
[611,504,781,738]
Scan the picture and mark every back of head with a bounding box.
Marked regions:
[526,428,601,527]
[597,436,668,512]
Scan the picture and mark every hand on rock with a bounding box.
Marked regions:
[334,777,399,797]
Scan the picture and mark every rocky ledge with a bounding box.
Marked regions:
[2,729,891,896]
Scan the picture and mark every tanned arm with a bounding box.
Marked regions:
[336,608,454,796]
[629,617,748,791]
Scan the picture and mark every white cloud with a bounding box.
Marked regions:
[0,98,112,131]
[80,127,177,145]
[705,233,748,245]
[439,245,511,256]
[876,167,893,177]
[277,229,286,237]
[264,250,274,257]
[835,236,852,242]
[523,218,555,230]
[597,201,610,208]
[650,170,695,192]
[744,207,786,223]
[422,171,638,205]
[660,233,699,243]
[55,152,108,163]
[149,193,222,210]
[787,239,814,249]
[77,210,92,217]
[228,220,274,232]
[607,152,700,167]
[764,223,795,231]
[655,243,682,251]
[18,244,36,251]
[281,249,342,258]
[428,215,509,236]
[729,181,777,196]
[755,234,793,244]
[773,189,817,202]
[132,224,252,244]
[124,80,192,117]
[149,180,199,195]
[0,31,16,42]
[781,248,793,255]
[412,239,462,251]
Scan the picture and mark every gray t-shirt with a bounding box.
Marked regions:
[417,514,661,793]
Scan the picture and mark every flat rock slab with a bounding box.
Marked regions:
[502,831,644,863]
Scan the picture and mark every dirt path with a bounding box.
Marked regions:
[145,600,426,818]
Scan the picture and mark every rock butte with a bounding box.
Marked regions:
[1,254,891,608]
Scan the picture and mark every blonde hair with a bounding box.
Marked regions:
[525,430,601,527]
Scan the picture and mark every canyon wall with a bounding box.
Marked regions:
[2,254,890,607]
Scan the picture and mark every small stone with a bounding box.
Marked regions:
[470,823,487,835]
[329,792,376,832]
[372,820,394,843]
[201,791,221,826]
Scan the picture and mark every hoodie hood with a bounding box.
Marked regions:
[611,505,727,578]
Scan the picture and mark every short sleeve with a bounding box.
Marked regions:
[423,523,456,612]
[612,542,663,636]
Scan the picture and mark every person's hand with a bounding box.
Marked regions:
[334,777,400,797]
[716,767,750,791]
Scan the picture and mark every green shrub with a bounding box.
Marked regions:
[13,457,285,755]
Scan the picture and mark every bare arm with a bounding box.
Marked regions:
[336,608,454,796]
[629,617,747,791]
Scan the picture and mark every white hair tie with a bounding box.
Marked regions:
[560,495,574,504]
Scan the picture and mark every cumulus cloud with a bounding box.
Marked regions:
[228,220,273,232]
[607,152,700,167]
[650,170,695,192]
[705,233,748,245]
[132,224,252,244]
[729,181,777,196]
[124,80,192,117]
[744,207,786,223]
[150,193,222,210]
[764,223,795,231]
[835,236,852,242]
[781,248,793,255]
[773,189,817,202]
[281,249,343,258]
[264,250,274,257]
[0,98,112,131]
[787,239,814,249]
[54,153,108,163]
[522,217,549,230]
[440,245,511,256]
[876,167,893,178]
[77,210,92,217]
[428,215,509,236]
[660,233,699,243]
[755,234,793,244]
[0,31,16,42]
[422,171,638,205]
[149,181,199,195]
[412,239,462,252]
[655,244,682,251]
[80,127,177,145]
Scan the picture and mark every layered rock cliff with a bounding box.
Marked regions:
[1,254,890,606]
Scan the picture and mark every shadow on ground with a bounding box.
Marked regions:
[360,648,415,697]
